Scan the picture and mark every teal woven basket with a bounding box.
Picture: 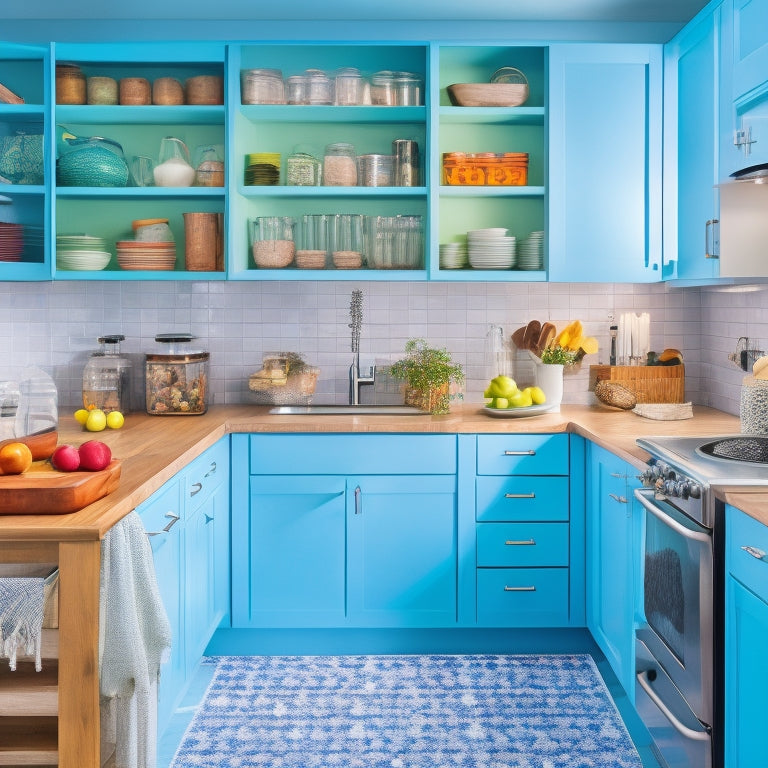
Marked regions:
[57,137,129,187]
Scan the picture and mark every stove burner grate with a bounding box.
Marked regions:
[699,437,768,464]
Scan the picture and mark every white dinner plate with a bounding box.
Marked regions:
[482,403,557,417]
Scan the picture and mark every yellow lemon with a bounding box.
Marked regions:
[529,386,547,405]
[85,409,107,432]
[74,408,90,425]
[106,411,125,430]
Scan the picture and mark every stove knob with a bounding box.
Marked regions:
[678,481,691,500]
[688,483,702,499]
[664,479,677,496]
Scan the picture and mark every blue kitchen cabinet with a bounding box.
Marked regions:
[663,1,729,281]
[547,44,663,283]
[586,442,641,700]
[730,0,768,103]
[231,433,459,628]
[725,503,768,767]
[0,42,51,281]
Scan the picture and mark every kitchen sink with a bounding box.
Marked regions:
[269,405,427,415]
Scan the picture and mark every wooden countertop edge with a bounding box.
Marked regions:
[0,402,751,541]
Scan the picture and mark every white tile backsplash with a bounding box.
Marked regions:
[1,279,766,416]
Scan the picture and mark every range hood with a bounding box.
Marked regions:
[729,162,768,182]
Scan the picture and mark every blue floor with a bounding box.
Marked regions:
[158,651,663,768]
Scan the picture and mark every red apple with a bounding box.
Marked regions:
[78,440,112,472]
[50,444,81,472]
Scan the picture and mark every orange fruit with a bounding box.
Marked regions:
[0,442,34,475]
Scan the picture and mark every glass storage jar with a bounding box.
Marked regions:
[250,216,296,268]
[82,334,132,413]
[145,333,209,415]
[323,142,357,186]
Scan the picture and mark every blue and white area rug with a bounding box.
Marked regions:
[170,654,643,768]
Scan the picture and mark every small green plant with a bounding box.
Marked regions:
[540,345,578,366]
[389,338,464,415]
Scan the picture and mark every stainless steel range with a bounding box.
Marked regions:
[634,434,768,768]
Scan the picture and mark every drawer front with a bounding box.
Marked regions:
[728,505,768,604]
[476,523,569,567]
[137,478,182,534]
[185,438,229,503]
[249,434,457,475]
[477,568,570,626]
[476,476,569,521]
[476,434,568,475]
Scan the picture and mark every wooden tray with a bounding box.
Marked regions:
[0,460,121,515]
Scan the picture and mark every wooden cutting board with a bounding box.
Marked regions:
[0,459,121,515]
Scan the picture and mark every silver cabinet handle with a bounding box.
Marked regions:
[609,493,628,504]
[147,511,180,536]
[204,461,217,477]
[190,482,203,497]
[705,218,719,260]
[634,489,710,543]
[354,485,362,515]
[610,472,627,479]
[504,492,536,499]
[636,670,711,742]
[505,539,536,546]
[741,545,767,560]
[504,585,536,592]
[504,450,536,456]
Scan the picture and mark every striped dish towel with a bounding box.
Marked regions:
[0,576,44,671]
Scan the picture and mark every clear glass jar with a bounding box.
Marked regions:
[286,151,322,186]
[305,69,333,105]
[334,67,363,105]
[145,333,209,415]
[285,75,310,105]
[83,334,132,413]
[250,216,296,268]
[323,142,357,186]
[240,68,285,104]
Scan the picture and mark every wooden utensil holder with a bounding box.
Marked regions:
[589,364,685,403]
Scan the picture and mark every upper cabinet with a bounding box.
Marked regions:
[51,42,226,281]
[547,44,663,283]
[0,43,51,281]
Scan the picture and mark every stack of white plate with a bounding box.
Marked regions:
[439,242,468,269]
[517,230,544,270]
[56,234,111,270]
[116,240,177,271]
[467,228,516,270]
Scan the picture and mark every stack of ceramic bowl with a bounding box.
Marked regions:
[467,228,516,269]
[439,242,468,269]
[0,222,24,262]
[116,240,176,271]
[517,231,544,270]
[244,153,280,186]
[56,233,111,270]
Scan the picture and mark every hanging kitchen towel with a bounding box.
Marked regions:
[0,576,44,671]
[99,511,171,768]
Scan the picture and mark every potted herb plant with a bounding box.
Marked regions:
[389,338,464,415]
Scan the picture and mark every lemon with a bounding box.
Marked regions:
[529,386,547,405]
[85,409,107,432]
[74,408,90,425]
[106,411,125,430]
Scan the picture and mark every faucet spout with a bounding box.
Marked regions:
[349,352,376,405]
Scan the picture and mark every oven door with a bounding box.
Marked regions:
[634,487,714,720]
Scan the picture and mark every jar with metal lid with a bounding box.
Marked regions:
[323,142,357,186]
[305,69,333,105]
[145,333,209,415]
[334,67,363,105]
[82,334,132,414]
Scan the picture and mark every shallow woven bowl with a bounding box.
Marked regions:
[447,82,529,107]
[594,380,637,410]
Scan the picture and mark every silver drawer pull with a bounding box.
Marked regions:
[610,472,627,479]
[354,485,362,515]
[504,492,536,499]
[741,545,767,561]
[146,511,180,536]
[609,493,628,504]
[505,539,536,546]
[204,461,217,477]
[190,482,203,497]
[504,450,536,456]
[504,585,536,592]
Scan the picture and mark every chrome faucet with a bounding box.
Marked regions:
[348,289,375,405]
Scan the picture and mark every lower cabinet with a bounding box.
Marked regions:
[136,437,230,738]
[725,504,768,768]
[585,442,641,699]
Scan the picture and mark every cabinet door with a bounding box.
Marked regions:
[548,44,663,282]
[731,0,768,100]
[236,475,347,627]
[586,443,640,699]
[347,475,457,627]
[664,6,723,281]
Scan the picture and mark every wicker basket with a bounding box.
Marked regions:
[404,384,450,413]
[594,380,637,410]
[185,75,224,105]
[589,364,685,404]
[184,212,223,271]
[447,81,528,107]
[119,77,151,105]
[153,77,185,105]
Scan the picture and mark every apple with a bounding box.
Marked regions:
[50,444,81,472]
[486,375,517,399]
[493,397,509,409]
[509,389,533,408]
[78,440,112,472]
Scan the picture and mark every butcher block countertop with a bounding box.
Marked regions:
[0,402,757,540]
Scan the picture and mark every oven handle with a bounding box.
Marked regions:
[633,489,711,543]
[636,670,711,742]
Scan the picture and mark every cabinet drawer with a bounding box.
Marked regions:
[249,434,456,475]
[728,505,768,604]
[476,434,568,475]
[477,523,569,567]
[477,568,570,626]
[476,476,569,521]
[137,478,182,534]
[184,438,229,505]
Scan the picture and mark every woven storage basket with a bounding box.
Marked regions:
[589,364,685,403]
[594,380,637,410]
[119,77,151,105]
[404,384,450,413]
[184,212,223,271]
[153,77,185,105]
[185,75,224,105]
